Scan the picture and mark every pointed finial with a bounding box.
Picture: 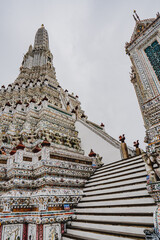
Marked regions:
[133,14,137,22]
[41,24,44,27]
[133,10,140,21]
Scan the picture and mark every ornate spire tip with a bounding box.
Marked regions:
[133,10,140,21]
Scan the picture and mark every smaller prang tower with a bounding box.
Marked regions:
[126,11,160,152]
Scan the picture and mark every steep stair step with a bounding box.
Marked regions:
[76,214,154,224]
[83,187,149,200]
[94,158,144,176]
[63,232,143,240]
[97,156,142,171]
[91,161,145,179]
[87,166,146,184]
[78,198,154,207]
[70,221,151,235]
[85,171,146,188]
[84,177,146,192]
[84,181,147,196]
[75,205,155,214]
[76,212,153,216]
[66,226,145,239]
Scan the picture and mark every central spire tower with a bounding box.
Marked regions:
[34,24,49,50]
[16,25,56,86]
[0,25,122,240]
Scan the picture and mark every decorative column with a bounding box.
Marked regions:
[66,102,70,112]
[36,224,43,240]
[32,145,41,163]
[15,141,25,163]
[133,140,141,156]
[75,106,79,119]
[22,223,28,240]
[71,109,76,120]
[41,139,51,161]
[0,225,2,240]
[119,134,129,159]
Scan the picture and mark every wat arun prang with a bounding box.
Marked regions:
[0,23,124,239]
[0,25,96,239]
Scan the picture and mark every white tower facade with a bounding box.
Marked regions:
[126,12,160,151]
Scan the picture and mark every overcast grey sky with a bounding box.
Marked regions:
[0,0,159,150]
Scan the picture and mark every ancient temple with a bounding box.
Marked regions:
[125,11,160,152]
[2,14,160,239]
[0,25,124,239]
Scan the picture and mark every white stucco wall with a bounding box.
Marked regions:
[75,121,121,165]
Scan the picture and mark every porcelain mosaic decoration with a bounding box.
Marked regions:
[0,24,103,239]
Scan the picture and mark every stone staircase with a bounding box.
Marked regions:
[63,155,156,240]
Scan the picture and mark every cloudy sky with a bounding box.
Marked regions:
[0,0,159,150]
